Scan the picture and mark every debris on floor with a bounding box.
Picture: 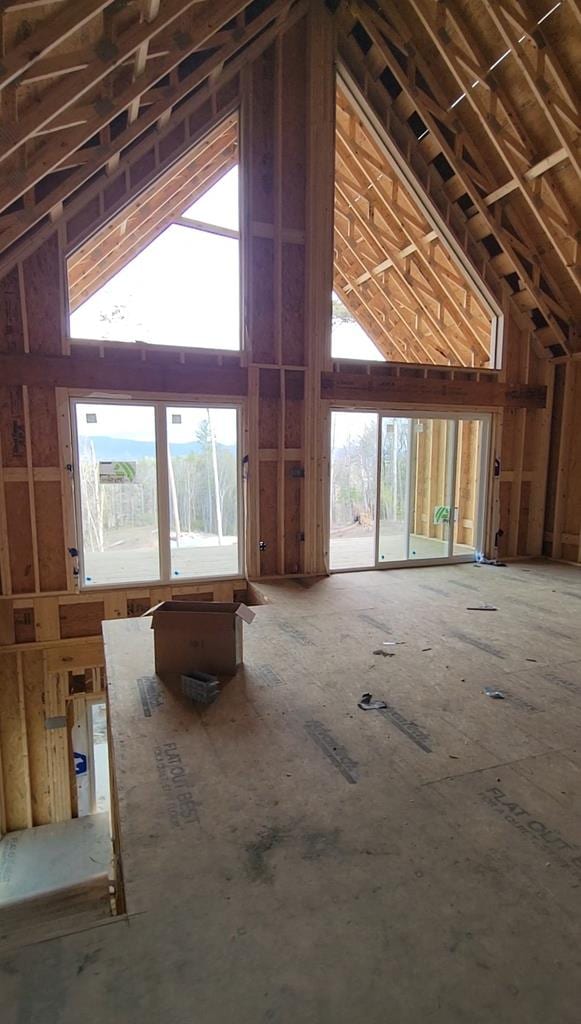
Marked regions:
[358,693,388,711]
[181,672,220,705]
[421,648,432,652]
[474,553,507,567]
[484,687,505,700]
[382,641,406,646]
[467,604,497,611]
[373,649,395,657]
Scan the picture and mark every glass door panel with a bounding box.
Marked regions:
[75,403,159,586]
[166,407,240,579]
[378,417,411,563]
[454,418,483,556]
[409,418,455,560]
[330,411,378,569]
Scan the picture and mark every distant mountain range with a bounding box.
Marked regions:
[81,436,234,460]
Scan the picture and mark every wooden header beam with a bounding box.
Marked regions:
[0,350,545,411]
[0,351,248,395]
[322,369,547,409]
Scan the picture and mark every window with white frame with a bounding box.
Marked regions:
[68,162,241,351]
[72,399,242,587]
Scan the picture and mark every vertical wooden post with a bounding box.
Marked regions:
[243,2,335,578]
[304,0,335,574]
[551,358,575,561]
[527,357,554,557]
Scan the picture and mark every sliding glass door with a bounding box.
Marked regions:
[330,410,489,571]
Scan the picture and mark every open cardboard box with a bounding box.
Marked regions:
[145,600,255,686]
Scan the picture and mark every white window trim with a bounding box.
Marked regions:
[70,396,244,591]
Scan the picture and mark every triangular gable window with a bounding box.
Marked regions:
[67,119,240,351]
[333,86,494,367]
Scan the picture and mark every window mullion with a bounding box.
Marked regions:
[155,404,171,583]
[172,215,239,241]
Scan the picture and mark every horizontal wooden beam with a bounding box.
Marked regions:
[0,351,248,396]
[0,352,546,410]
[322,370,547,409]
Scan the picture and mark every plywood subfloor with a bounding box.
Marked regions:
[2,560,581,1024]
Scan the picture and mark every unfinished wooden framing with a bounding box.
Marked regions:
[0,0,579,838]
[334,86,493,367]
[67,114,239,311]
[336,0,580,357]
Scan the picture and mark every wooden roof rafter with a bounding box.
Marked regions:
[333,268,412,362]
[0,0,213,166]
[0,0,297,268]
[568,0,581,27]
[335,198,471,365]
[335,175,478,365]
[407,0,580,297]
[334,256,433,363]
[334,198,434,362]
[337,0,577,354]
[487,0,580,178]
[0,0,113,93]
